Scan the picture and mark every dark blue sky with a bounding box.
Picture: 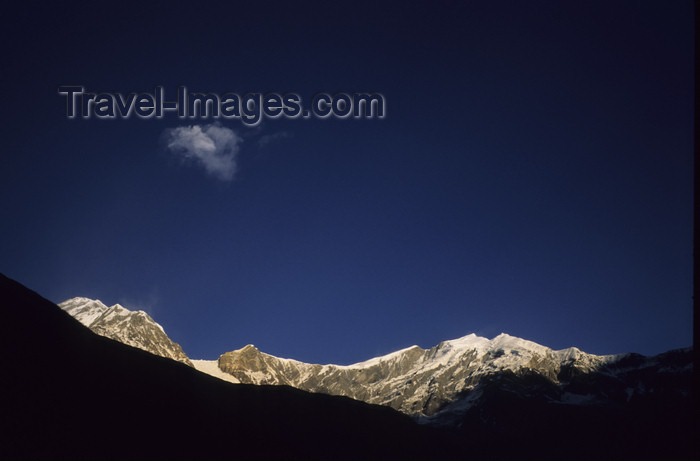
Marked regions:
[1,1,693,363]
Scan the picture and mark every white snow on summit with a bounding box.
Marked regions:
[60,297,111,327]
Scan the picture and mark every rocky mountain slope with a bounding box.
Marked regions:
[59,297,192,367]
[199,333,690,425]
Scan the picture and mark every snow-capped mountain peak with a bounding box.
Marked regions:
[59,297,192,367]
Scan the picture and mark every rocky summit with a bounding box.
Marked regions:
[59,297,193,367]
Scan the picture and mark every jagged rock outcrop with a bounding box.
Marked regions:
[59,297,193,367]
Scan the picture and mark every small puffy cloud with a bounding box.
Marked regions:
[163,123,242,181]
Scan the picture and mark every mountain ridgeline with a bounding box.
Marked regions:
[213,335,620,422]
[2,283,694,460]
[60,296,694,430]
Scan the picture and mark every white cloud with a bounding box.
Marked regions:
[163,123,242,181]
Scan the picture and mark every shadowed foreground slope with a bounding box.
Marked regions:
[0,274,457,460]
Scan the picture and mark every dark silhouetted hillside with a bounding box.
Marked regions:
[0,274,457,460]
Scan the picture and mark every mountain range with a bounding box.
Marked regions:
[59,296,694,430]
[1,278,694,460]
